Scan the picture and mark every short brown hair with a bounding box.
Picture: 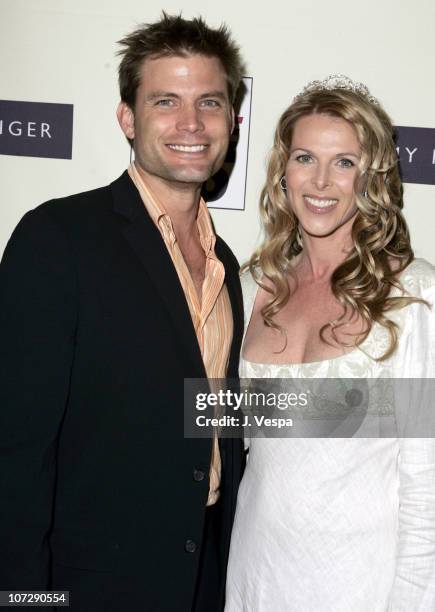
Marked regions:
[117,12,245,108]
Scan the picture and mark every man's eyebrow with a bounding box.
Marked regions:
[145,91,228,102]
[146,91,180,100]
[199,91,228,101]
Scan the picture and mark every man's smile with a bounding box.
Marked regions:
[167,144,208,153]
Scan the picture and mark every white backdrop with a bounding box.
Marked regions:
[1,0,434,264]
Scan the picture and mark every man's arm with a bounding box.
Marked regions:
[0,206,77,588]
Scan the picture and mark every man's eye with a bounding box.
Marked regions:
[155,99,174,107]
[200,99,220,108]
[338,158,354,168]
[296,154,313,164]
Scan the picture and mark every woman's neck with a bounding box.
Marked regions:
[296,224,354,281]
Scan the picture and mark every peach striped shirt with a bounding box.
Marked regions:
[128,163,233,505]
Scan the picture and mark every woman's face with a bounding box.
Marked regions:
[284,113,361,239]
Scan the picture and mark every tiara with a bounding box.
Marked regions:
[294,74,379,105]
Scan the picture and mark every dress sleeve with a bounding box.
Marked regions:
[388,269,435,610]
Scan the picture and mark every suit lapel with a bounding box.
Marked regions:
[215,238,244,378]
[110,172,243,379]
[110,172,206,377]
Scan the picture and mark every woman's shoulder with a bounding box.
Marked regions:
[240,268,261,322]
[393,258,435,376]
[400,257,435,298]
[240,267,258,293]
[240,266,260,295]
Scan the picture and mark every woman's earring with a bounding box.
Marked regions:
[280,176,287,191]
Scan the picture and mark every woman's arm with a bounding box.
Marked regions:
[389,265,435,610]
[388,438,435,610]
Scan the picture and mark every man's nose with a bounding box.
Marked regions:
[176,105,205,132]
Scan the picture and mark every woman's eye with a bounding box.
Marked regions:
[338,158,354,168]
[296,154,313,164]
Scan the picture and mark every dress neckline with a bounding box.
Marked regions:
[241,260,420,368]
[241,346,362,368]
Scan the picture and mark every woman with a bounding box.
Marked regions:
[225,76,435,611]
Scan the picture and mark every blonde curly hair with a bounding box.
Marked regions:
[249,87,423,360]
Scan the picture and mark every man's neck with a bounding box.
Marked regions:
[135,163,202,239]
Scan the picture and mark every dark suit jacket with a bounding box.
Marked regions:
[0,172,244,611]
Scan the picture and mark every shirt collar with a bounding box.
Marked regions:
[128,162,216,255]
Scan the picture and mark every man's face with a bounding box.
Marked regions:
[117,54,234,190]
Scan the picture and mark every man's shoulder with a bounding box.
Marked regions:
[32,172,130,222]
[3,172,133,260]
[12,172,135,244]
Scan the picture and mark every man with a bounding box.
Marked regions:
[0,14,245,611]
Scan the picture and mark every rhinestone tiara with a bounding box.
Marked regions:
[294,74,379,105]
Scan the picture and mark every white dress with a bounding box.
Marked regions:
[225,259,435,612]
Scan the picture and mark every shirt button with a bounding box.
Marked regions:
[185,539,197,553]
[193,469,205,482]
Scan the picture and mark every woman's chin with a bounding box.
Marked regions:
[298,210,358,240]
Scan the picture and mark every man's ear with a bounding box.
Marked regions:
[116,101,135,140]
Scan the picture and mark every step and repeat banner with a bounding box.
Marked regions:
[1,0,434,262]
